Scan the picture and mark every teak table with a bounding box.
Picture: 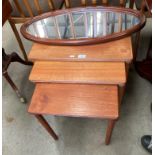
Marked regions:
[29,83,119,145]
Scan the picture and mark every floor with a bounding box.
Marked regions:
[2,18,152,155]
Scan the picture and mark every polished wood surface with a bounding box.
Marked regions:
[29,61,126,85]
[28,37,133,63]
[28,83,119,119]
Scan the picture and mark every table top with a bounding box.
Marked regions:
[28,37,133,63]
[29,61,126,85]
[28,83,119,119]
[21,6,145,46]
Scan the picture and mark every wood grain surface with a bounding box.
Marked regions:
[28,37,133,63]
[29,61,126,85]
[28,83,119,119]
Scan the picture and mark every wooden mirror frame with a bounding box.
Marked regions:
[20,6,146,46]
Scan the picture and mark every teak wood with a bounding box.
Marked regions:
[105,120,116,144]
[29,83,119,145]
[29,83,119,119]
[28,37,133,63]
[29,61,126,85]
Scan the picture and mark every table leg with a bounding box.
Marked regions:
[3,71,26,103]
[35,114,58,140]
[134,31,141,61]
[125,63,130,78]
[118,85,126,105]
[105,120,116,145]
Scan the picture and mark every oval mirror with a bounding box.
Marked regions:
[20,6,146,46]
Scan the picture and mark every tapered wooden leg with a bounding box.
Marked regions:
[8,19,28,61]
[133,31,141,61]
[35,114,58,140]
[125,63,130,78]
[105,120,116,145]
[118,85,126,105]
[3,72,26,103]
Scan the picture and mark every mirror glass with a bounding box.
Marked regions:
[26,10,140,39]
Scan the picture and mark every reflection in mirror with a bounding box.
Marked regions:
[72,12,85,38]
[26,10,140,40]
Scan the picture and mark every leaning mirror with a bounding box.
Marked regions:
[21,6,146,46]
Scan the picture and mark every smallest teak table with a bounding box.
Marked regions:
[29,83,119,145]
